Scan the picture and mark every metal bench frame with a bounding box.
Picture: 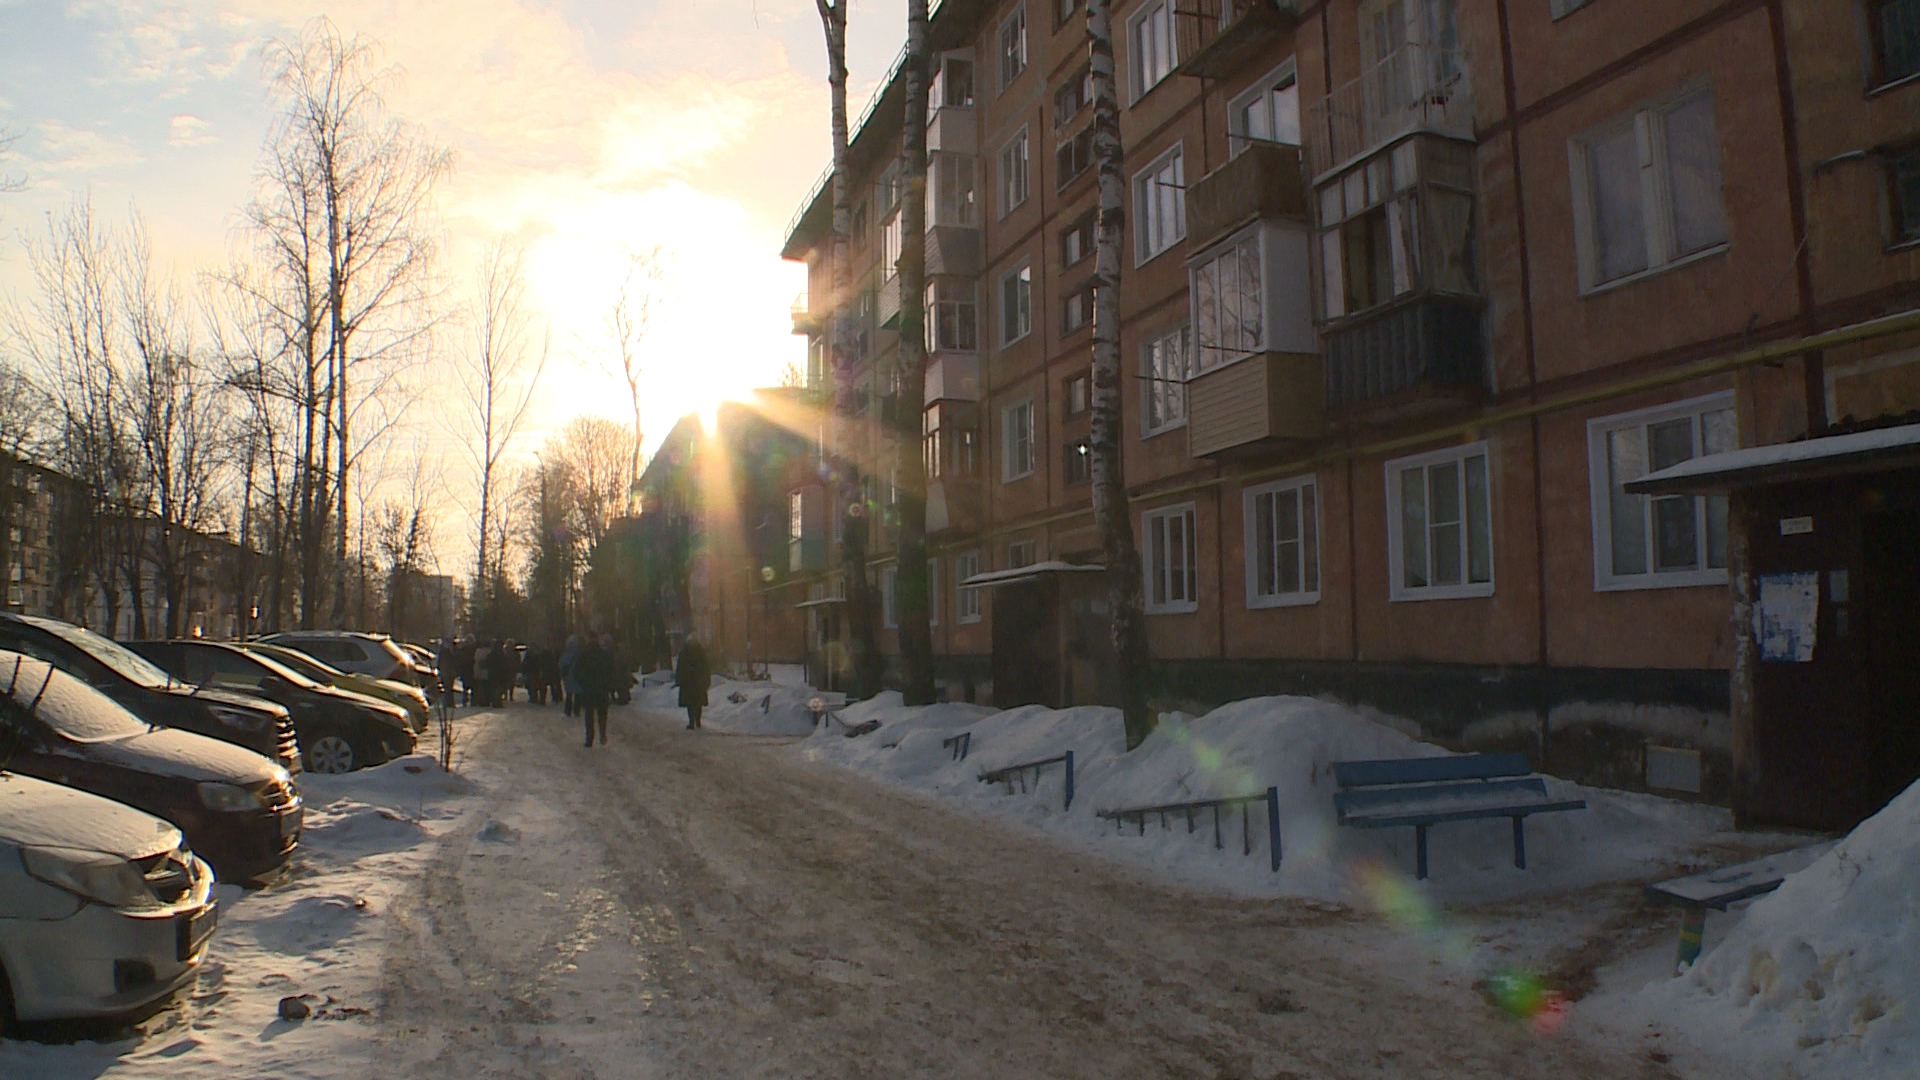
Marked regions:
[1333,753,1586,880]
[1096,788,1283,872]
[978,751,1074,810]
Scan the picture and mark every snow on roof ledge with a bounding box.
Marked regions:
[1627,422,1920,495]
[959,561,1106,589]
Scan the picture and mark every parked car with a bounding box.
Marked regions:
[124,640,415,775]
[0,614,301,775]
[0,770,218,1024]
[246,642,429,733]
[397,642,440,687]
[0,652,302,885]
[257,630,417,685]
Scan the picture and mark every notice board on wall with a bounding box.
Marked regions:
[1756,572,1820,663]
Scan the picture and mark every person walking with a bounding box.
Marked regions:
[558,634,582,718]
[675,636,710,731]
[575,633,614,746]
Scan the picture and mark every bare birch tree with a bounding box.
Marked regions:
[604,246,669,497]
[892,0,936,704]
[1086,0,1155,746]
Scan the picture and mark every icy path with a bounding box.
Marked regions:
[372,706,1667,1080]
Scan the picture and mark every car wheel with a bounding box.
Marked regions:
[306,733,358,774]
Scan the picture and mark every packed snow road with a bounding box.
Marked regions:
[376,706,1665,1080]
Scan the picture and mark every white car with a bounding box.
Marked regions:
[258,631,416,684]
[0,772,217,1023]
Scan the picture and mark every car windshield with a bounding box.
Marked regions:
[252,645,341,681]
[1,655,151,742]
[27,617,176,691]
[242,650,326,691]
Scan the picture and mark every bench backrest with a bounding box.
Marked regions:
[1333,752,1533,790]
[1334,776,1548,817]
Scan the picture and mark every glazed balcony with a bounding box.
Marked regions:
[1186,141,1307,252]
[1324,295,1484,414]
[1187,352,1323,457]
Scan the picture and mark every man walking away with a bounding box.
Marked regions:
[558,634,582,717]
[675,636,710,731]
[575,634,614,746]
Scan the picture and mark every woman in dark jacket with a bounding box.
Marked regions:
[675,637,710,730]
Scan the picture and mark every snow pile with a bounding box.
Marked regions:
[1630,779,1920,1078]
[637,676,821,735]
[799,694,1729,903]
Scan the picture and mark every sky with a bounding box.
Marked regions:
[0,0,904,570]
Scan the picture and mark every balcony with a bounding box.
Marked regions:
[926,477,982,537]
[1187,352,1323,458]
[791,292,825,336]
[926,105,975,155]
[1186,141,1307,251]
[1172,0,1299,81]
[925,225,980,277]
[877,273,902,329]
[924,352,980,404]
[1324,296,1483,413]
[1304,43,1472,180]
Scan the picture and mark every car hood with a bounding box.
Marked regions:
[0,771,181,860]
[313,684,409,721]
[66,726,282,786]
[161,683,290,718]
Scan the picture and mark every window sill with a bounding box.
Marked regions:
[1579,243,1728,298]
[1146,602,1199,615]
[1001,469,1035,485]
[1388,581,1494,603]
[1135,238,1186,270]
[1886,236,1920,254]
[1142,421,1187,440]
[957,614,983,625]
[1867,70,1920,98]
[1247,591,1320,609]
[1594,569,1728,593]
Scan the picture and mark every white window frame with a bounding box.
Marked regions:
[1007,538,1038,568]
[1586,392,1736,592]
[999,128,1030,217]
[1226,59,1300,156]
[1189,227,1266,373]
[1141,324,1190,436]
[1244,475,1321,608]
[1128,0,1176,102]
[1133,144,1185,264]
[955,550,982,623]
[1568,84,1729,294]
[999,262,1032,344]
[1142,502,1200,614]
[999,6,1028,90]
[1385,441,1495,602]
[1001,398,1035,482]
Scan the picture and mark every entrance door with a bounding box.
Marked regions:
[991,579,1061,708]
[1861,479,1920,816]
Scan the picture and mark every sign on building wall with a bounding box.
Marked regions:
[1756,572,1819,663]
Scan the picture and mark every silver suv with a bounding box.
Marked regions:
[258,631,415,684]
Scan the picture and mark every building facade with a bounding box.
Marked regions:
[783,0,1920,812]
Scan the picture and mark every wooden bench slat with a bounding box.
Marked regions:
[1334,777,1550,819]
[1333,752,1533,789]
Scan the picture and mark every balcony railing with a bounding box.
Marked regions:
[1324,296,1483,411]
[1186,141,1307,250]
[1172,0,1299,81]
[1305,43,1472,179]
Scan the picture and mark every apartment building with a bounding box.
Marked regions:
[783,0,1920,821]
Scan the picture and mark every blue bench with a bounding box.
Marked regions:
[1333,753,1587,880]
[1645,841,1833,971]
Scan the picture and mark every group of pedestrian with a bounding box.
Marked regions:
[427,629,714,744]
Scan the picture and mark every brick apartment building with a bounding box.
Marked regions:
[779,0,1920,823]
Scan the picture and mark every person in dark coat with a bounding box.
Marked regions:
[675,637,710,731]
[574,633,615,746]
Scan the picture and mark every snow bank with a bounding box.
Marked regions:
[638,676,822,735]
[1623,779,1920,1079]
[798,694,1729,904]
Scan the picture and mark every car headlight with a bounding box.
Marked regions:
[21,846,155,909]
[209,704,273,733]
[197,781,265,812]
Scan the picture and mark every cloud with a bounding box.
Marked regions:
[32,120,144,173]
[168,113,214,146]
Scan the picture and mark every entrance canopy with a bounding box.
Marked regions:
[1628,422,1920,496]
[959,561,1106,590]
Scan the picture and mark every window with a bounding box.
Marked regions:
[930,152,978,227]
[1061,211,1096,267]
[1063,439,1092,486]
[955,551,982,622]
[1892,146,1920,247]
[1316,136,1475,319]
[881,211,903,280]
[1142,504,1199,613]
[1134,145,1185,262]
[851,200,869,247]
[1129,0,1175,100]
[1061,280,1096,334]
[1228,63,1300,156]
[926,279,977,352]
[1142,324,1189,435]
[1000,129,1030,215]
[1054,68,1092,128]
[932,55,974,108]
[1869,0,1920,87]
[1192,232,1264,370]
[1007,539,1037,568]
[1056,0,1080,28]
[1000,264,1032,343]
[1063,372,1090,416]
[1386,442,1493,600]
[1245,476,1319,607]
[1002,398,1035,481]
[1572,88,1728,291]
[1587,393,1735,591]
[1000,7,1028,88]
[1056,128,1093,189]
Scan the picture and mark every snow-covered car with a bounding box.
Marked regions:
[246,643,431,734]
[0,653,302,885]
[0,771,217,1025]
[257,631,416,685]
